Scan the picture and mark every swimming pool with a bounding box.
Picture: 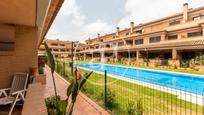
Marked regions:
[78,63,204,95]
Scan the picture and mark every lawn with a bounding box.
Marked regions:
[55,61,203,114]
[78,69,203,115]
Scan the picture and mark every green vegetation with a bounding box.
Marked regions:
[78,69,202,114]
[101,88,117,110]
[38,64,44,74]
[54,60,203,114]
[45,42,93,115]
[127,100,143,115]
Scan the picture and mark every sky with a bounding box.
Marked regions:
[46,0,204,43]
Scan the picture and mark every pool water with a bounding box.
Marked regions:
[78,63,204,95]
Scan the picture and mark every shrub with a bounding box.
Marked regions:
[127,101,137,115]
[181,61,189,69]
[126,99,143,115]
[135,99,143,115]
[154,61,160,67]
[38,64,44,74]
[45,96,61,115]
[173,64,178,69]
[101,88,117,111]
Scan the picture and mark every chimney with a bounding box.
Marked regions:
[116,27,120,36]
[183,3,188,23]
[97,33,100,38]
[130,22,134,33]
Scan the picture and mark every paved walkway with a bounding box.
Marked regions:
[43,66,110,115]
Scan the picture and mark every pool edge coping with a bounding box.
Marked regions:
[78,62,204,78]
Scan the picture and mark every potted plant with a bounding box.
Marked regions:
[35,59,47,85]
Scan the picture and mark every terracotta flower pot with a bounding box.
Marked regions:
[30,67,38,76]
[35,74,46,85]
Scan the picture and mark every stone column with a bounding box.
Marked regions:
[178,34,182,39]
[83,53,86,61]
[133,39,135,45]
[91,53,94,59]
[100,51,105,62]
[136,50,140,61]
[161,34,166,41]
[115,50,118,61]
[172,48,177,60]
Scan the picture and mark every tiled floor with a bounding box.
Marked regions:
[44,66,110,115]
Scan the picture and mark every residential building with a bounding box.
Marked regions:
[80,3,204,66]
[0,0,63,114]
[38,39,86,58]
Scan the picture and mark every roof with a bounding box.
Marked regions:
[38,0,64,47]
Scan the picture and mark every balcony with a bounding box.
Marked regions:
[165,19,204,31]
[19,66,110,115]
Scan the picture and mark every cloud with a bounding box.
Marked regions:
[59,0,85,26]
[118,0,204,28]
[47,0,204,43]
[82,19,114,39]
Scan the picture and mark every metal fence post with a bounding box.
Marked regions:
[71,42,74,76]
[63,61,65,77]
[56,60,58,72]
[104,70,107,110]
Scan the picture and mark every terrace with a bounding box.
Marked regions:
[21,65,109,115]
[0,0,110,115]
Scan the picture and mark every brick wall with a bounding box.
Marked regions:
[0,25,38,88]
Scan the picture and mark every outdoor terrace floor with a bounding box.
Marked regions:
[44,66,110,115]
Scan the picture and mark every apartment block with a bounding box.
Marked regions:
[80,3,204,66]
[38,39,86,58]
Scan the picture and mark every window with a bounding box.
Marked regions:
[169,20,180,26]
[149,36,161,43]
[106,44,110,48]
[59,44,65,46]
[53,49,58,51]
[193,15,204,21]
[51,43,58,46]
[61,49,65,52]
[118,42,124,46]
[100,39,103,42]
[167,35,178,40]
[187,31,203,38]
[135,27,143,34]
[125,40,133,45]
[126,33,129,36]
[136,30,143,34]
[135,39,144,45]
[95,46,99,49]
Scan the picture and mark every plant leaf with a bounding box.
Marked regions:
[71,79,78,103]
[67,79,74,98]
[67,102,74,115]
[58,100,68,115]
[79,71,93,90]
[44,42,55,74]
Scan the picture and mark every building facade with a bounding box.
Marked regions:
[38,39,86,58]
[80,3,204,66]
[0,0,63,87]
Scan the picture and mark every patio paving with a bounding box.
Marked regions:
[43,65,110,115]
